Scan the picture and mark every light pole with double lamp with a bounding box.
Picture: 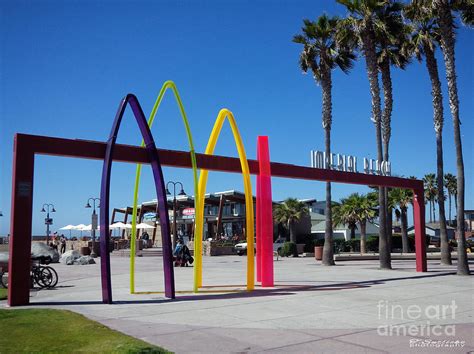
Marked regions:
[85,197,100,258]
[41,203,56,244]
[166,181,186,250]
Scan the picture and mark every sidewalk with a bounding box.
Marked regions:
[3,256,473,353]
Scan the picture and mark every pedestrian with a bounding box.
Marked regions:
[60,235,66,254]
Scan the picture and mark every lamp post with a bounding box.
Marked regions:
[41,203,56,244]
[166,181,186,250]
[85,197,100,258]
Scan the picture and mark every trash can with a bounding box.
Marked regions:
[81,246,91,256]
[314,246,323,261]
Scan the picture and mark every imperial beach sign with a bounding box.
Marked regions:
[310,150,392,176]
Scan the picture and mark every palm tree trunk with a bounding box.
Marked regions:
[448,192,452,226]
[424,43,451,265]
[360,220,367,254]
[429,201,433,223]
[289,220,296,243]
[436,0,469,275]
[401,207,409,253]
[350,226,355,239]
[362,28,390,269]
[381,58,393,254]
[321,65,335,266]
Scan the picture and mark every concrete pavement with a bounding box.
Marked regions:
[2,255,473,353]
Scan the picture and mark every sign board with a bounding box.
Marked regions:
[310,150,391,176]
[183,208,195,216]
[17,182,32,197]
[44,218,53,225]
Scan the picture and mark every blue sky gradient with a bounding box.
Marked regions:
[0,0,472,235]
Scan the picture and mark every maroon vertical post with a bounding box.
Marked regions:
[8,135,35,306]
[413,186,427,272]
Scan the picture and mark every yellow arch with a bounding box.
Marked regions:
[130,81,199,294]
[194,109,254,292]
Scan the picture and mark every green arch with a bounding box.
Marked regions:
[130,80,199,293]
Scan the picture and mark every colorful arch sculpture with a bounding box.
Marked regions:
[194,109,255,292]
[100,94,174,304]
[129,81,199,294]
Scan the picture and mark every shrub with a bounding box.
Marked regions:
[333,239,349,253]
[314,239,325,247]
[366,236,379,252]
[346,239,360,252]
[303,235,315,252]
[280,241,298,257]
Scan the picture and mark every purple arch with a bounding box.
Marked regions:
[100,94,175,304]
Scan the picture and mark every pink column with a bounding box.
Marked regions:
[413,187,427,272]
[257,136,274,287]
[256,144,262,282]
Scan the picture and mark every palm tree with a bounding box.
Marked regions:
[374,2,410,254]
[405,2,451,264]
[273,198,309,243]
[337,0,392,269]
[333,201,358,240]
[423,173,438,223]
[293,14,355,266]
[334,193,376,253]
[444,173,457,225]
[390,188,414,253]
[432,0,472,275]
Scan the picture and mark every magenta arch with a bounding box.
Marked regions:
[99,94,175,304]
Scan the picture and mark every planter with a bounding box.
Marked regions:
[81,246,91,256]
[314,246,323,261]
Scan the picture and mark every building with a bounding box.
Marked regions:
[112,190,258,243]
[407,222,456,240]
[113,191,340,245]
[464,210,474,235]
[311,219,380,241]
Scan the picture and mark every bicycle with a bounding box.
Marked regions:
[0,257,58,289]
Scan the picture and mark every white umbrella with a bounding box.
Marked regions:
[81,224,100,231]
[136,223,155,229]
[110,222,127,229]
[110,222,129,238]
[59,224,76,238]
[73,224,87,238]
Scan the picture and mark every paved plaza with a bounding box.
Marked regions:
[2,255,473,353]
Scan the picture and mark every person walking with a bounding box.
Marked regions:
[60,235,66,254]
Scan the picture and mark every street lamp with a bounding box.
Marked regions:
[41,203,56,244]
[85,197,100,258]
[166,181,186,250]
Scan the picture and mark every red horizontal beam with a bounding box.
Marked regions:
[15,133,422,190]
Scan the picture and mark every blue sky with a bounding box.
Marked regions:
[0,0,472,236]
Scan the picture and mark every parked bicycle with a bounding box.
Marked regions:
[0,256,58,289]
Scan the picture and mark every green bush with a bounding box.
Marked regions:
[391,235,415,251]
[346,239,360,252]
[280,241,298,257]
[303,235,315,252]
[333,239,349,253]
[314,239,325,247]
[366,236,379,252]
